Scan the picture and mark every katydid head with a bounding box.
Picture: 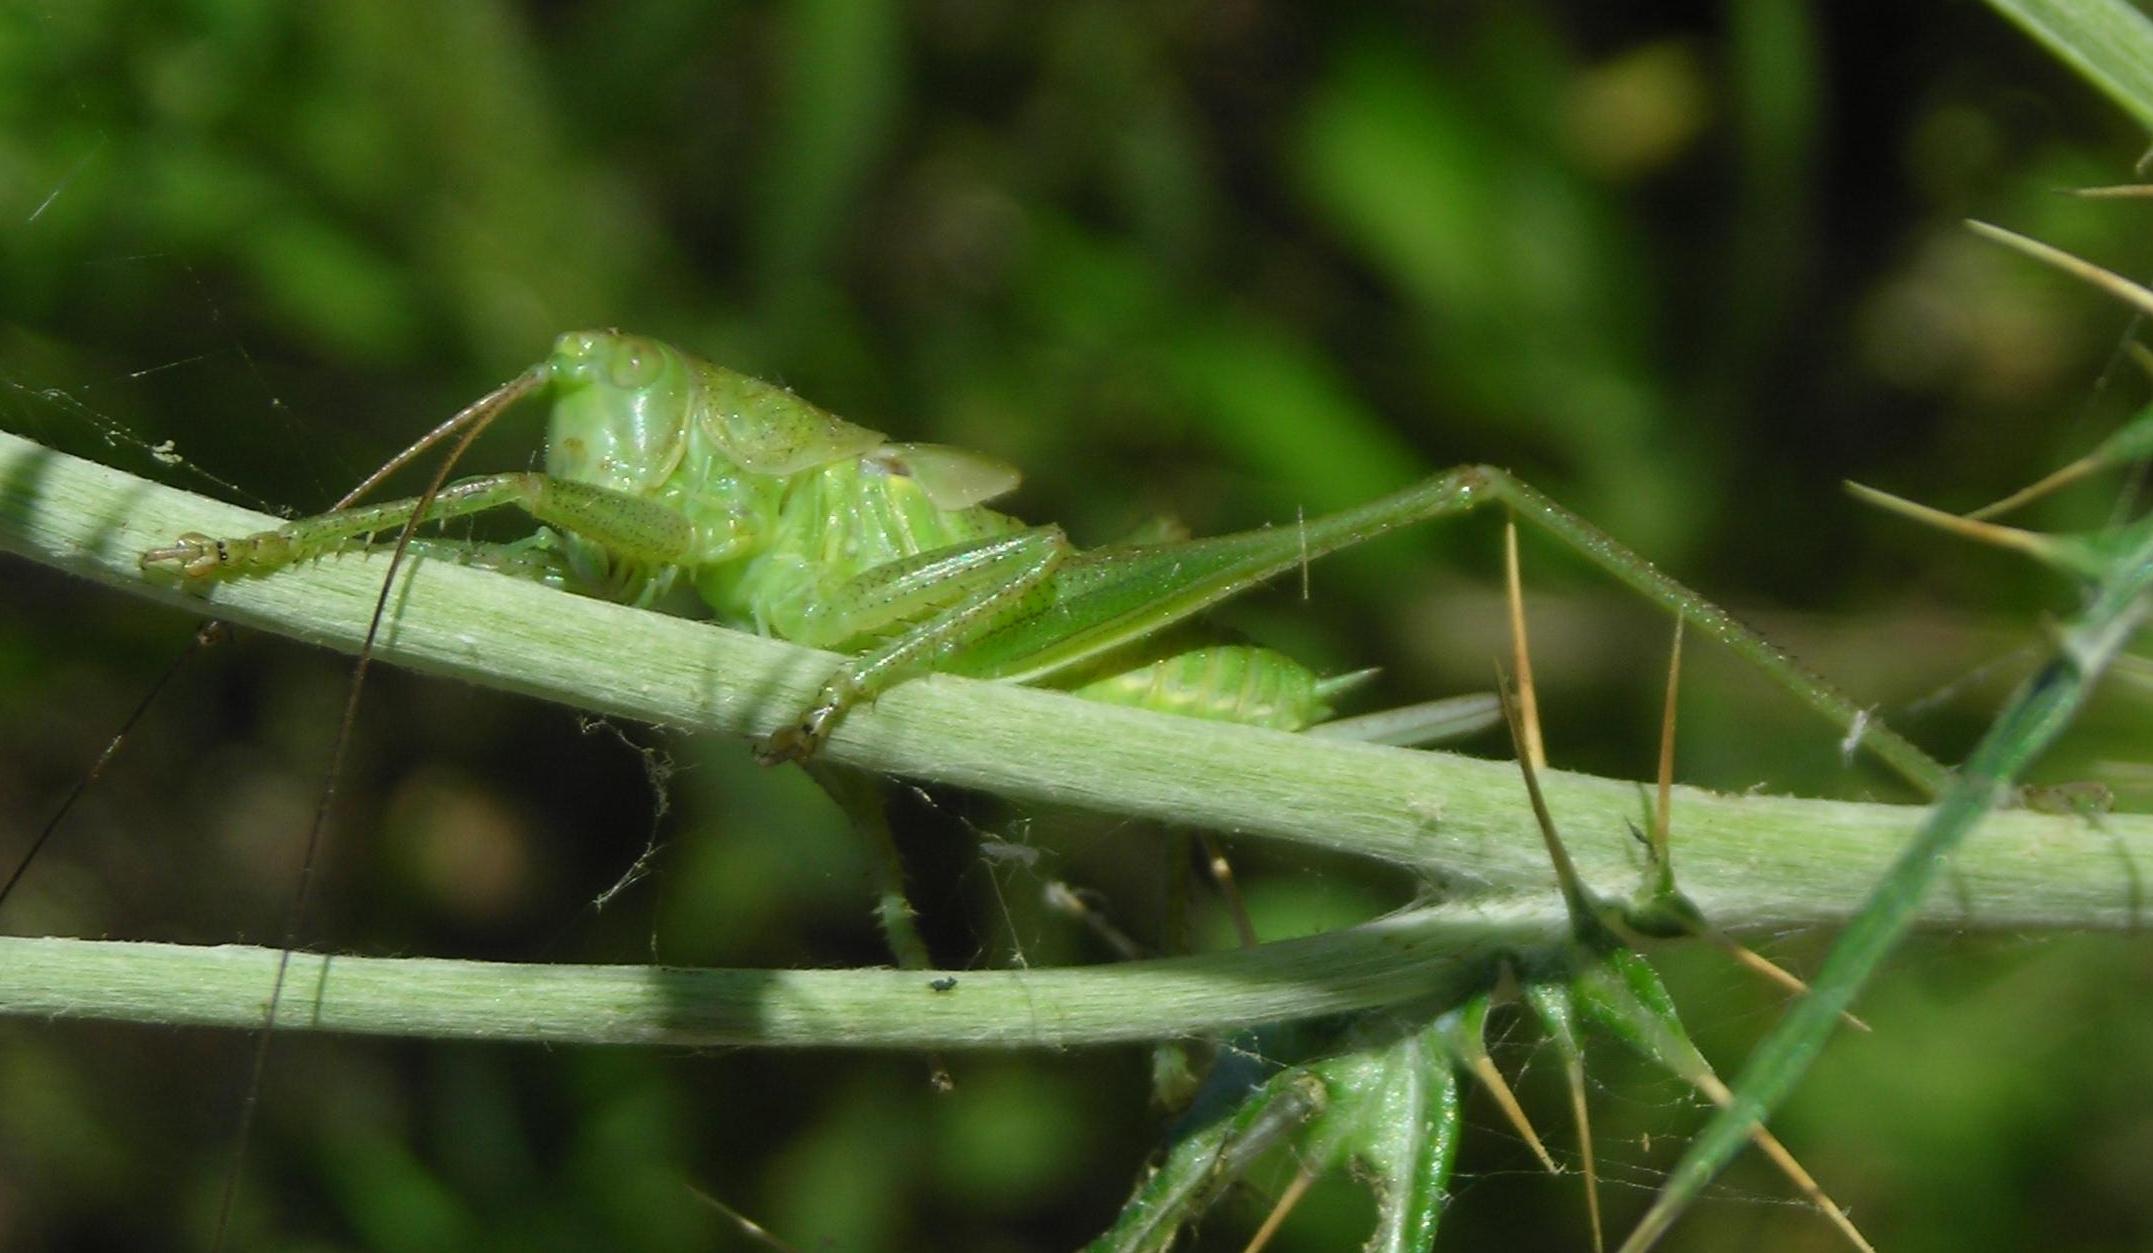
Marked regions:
[544,329,693,495]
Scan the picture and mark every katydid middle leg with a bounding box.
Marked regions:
[755,527,1074,763]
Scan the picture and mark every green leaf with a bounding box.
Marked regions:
[1982,0,2153,132]
[1085,1065,1329,1253]
[1352,1028,1465,1253]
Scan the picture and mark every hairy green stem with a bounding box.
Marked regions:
[0,907,1537,1046]
[1,432,2149,1046]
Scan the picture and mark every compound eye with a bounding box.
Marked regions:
[608,339,664,389]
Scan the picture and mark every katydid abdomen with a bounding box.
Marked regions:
[699,443,1352,730]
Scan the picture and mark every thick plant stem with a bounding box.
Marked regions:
[4,431,2153,1053]
[2,431,2149,933]
[0,907,1540,1047]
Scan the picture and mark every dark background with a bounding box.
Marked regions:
[2,2,2150,1249]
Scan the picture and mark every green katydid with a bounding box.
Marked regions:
[47,326,1954,1251]
[142,327,1949,795]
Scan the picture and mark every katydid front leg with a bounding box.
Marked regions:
[141,472,699,581]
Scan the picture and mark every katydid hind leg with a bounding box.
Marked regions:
[916,463,1941,794]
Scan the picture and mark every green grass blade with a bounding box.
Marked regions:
[1981,0,2153,131]
[1361,1034,1464,1253]
[1620,514,2153,1252]
[1085,1068,1329,1253]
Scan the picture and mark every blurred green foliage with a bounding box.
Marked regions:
[1,2,2150,1250]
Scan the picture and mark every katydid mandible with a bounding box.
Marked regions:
[142,329,1948,793]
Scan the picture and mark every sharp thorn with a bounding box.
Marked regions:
[1967,219,2153,321]
[1241,1165,1319,1253]
[1495,670,1594,927]
[1471,1052,1559,1175]
[1503,515,1548,770]
[2068,183,2153,199]
[1706,930,1873,1033]
[1653,619,1683,869]
[1964,455,2103,520]
[1688,1073,1875,1252]
[1846,480,2060,560]
[1563,1051,1604,1253]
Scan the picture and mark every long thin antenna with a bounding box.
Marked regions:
[0,622,222,909]
[336,380,539,506]
[3,368,549,932]
[211,365,547,1246]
